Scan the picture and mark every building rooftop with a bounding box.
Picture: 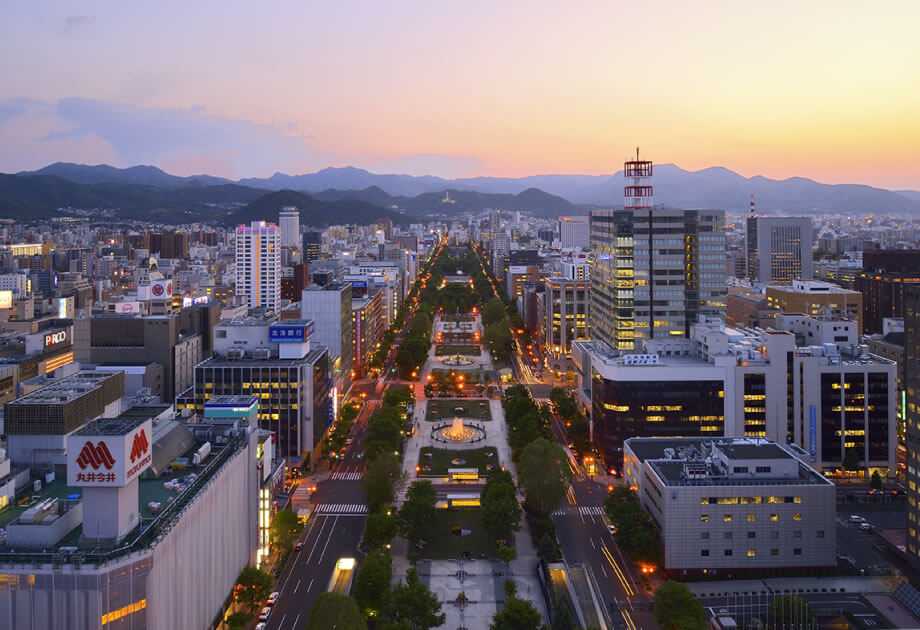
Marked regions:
[205,395,258,408]
[202,347,327,367]
[76,414,149,437]
[7,371,120,407]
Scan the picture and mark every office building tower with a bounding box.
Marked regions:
[352,290,385,378]
[492,231,510,278]
[185,317,331,458]
[279,207,301,249]
[905,286,920,560]
[302,231,322,262]
[280,263,310,302]
[746,216,814,285]
[301,283,353,396]
[856,250,920,334]
[235,221,281,312]
[545,276,589,359]
[558,215,590,250]
[590,152,726,350]
[575,313,897,474]
[149,230,190,260]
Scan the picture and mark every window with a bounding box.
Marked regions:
[724,549,733,556]
[723,514,733,523]
[793,530,802,539]
[793,548,802,556]
[701,532,710,540]
[769,514,780,522]
[770,548,780,557]
[793,513,802,521]
[756,466,772,473]
[747,531,756,539]
[746,514,756,523]
[724,532,733,540]
[816,530,825,539]
[746,549,757,558]
[733,466,749,474]
[700,515,710,523]
[701,549,710,557]
[771,531,780,540]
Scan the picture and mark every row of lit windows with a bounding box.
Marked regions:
[700,548,803,558]
[700,496,802,505]
[700,513,802,523]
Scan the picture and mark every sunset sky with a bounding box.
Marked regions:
[1,2,918,188]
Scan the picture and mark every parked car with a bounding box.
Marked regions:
[859,522,873,532]
[849,514,866,523]
[294,541,304,551]
[267,592,280,605]
[258,607,271,622]
[256,624,266,630]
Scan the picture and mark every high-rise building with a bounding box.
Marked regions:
[856,250,920,334]
[235,221,281,312]
[558,215,589,249]
[301,283,353,397]
[545,276,589,359]
[302,230,322,262]
[186,317,331,458]
[279,207,301,249]
[904,286,920,560]
[280,263,310,302]
[352,290,385,378]
[589,152,726,350]
[746,216,814,285]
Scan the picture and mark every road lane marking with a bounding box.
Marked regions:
[305,516,332,564]
[306,578,314,593]
[291,613,300,630]
[317,516,340,564]
[601,543,635,597]
[600,564,608,578]
[591,538,597,550]
[294,579,301,594]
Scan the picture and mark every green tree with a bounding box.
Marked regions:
[225,611,252,629]
[482,479,522,543]
[399,481,438,549]
[270,509,303,556]
[871,470,883,491]
[353,549,393,617]
[519,438,571,516]
[653,581,706,630]
[234,566,272,613]
[383,385,413,409]
[385,567,445,629]
[605,487,660,562]
[366,409,404,460]
[491,581,543,630]
[483,298,507,326]
[365,511,398,550]
[496,542,517,564]
[306,592,367,630]
[365,451,402,512]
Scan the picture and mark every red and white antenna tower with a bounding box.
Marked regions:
[624,146,653,210]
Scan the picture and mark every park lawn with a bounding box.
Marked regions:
[425,398,492,422]
[422,509,496,560]
[435,344,481,357]
[418,446,499,476]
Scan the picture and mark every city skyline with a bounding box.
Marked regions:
[2,2,919,188]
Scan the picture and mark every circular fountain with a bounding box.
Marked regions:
[433,417,485,443]
[442,354,474,367]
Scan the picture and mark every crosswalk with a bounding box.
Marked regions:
[330,471,363,481]
[313,503,368,516]
[552,506,605,517]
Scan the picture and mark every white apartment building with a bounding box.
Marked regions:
[235,221,281,312]
[559,215,589,250]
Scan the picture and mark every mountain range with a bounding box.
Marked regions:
[2,162,919,223]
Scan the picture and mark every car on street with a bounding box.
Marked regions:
[258,607,271,622]
[859,522,873,532]
[294,541,304,551]
[849,514,866,523]
[256,624,266,630]
[267,592,280,605]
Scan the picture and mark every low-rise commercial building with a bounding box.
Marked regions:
[624,437,836,575]
[766,280,863,334]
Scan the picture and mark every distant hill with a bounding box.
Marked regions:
[22,162,231,188]
[10,162,920,215]
[0,174,265,222]
[228,189,407,227]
